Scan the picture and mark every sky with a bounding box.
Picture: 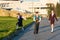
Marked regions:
[0,0,39,2]
[24,0,40,2]
[0,0,18,1]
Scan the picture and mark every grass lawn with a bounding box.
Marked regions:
[0,16,32,40]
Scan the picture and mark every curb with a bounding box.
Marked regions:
[2,22,34,40]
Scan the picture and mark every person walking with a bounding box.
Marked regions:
[16,13,26,30]
[49,10,58,32]
[33,12,41,34]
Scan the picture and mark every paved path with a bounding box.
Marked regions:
[13,18,60,40]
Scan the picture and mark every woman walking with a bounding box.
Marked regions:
[49,10,58,32]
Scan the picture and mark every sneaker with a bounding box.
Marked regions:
[22,27,24,31]
[51,30,53,33]
[16,25,19,29]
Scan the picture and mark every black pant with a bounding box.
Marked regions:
[34,22,39,34]
[16,21,23,27]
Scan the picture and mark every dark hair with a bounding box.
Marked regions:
[17,13,20,15]
[51,10,55,13]
[35,12,39,14]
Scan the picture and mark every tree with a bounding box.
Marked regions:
[56,3,60,17]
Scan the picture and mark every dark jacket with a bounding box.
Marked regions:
[49,13,58,24]
[17,15,23,26]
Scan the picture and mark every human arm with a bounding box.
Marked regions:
[22,16,26,20]
[39,16,41,22]
[33,16,35,21]
[54,14,58,21]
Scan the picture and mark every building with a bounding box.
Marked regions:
[0,0,59,17]
[0,0,18,1]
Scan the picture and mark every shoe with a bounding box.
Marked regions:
[16,25,19,29]
[51,30,53,33]
[22,27,24,31]
[34,31,38,34]
[51,28,53,33]
[34,32,36,34]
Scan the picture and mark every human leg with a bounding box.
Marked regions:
[51,24,54,32]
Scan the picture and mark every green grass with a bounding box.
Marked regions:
[0,16,32,40]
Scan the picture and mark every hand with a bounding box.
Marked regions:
[22,17,26,20]
[49,21,50,23]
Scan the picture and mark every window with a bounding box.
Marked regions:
[0,3,9,8]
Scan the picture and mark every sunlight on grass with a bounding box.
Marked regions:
[0,16,32,39]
